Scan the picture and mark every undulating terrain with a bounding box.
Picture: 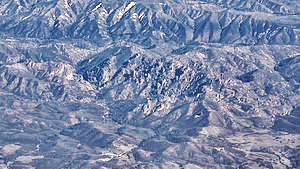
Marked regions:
[0,0,300,168]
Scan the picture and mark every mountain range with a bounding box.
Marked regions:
[0,0,299,168]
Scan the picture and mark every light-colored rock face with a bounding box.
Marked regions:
[0,0,300,168]
[1,0,300,45]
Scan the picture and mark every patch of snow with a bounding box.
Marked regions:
[116,2,136,22]
[92,3,102,12]
[124,2,136,12]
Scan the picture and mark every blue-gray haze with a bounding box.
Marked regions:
[0,0,299,168]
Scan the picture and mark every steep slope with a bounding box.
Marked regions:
[0,0,300,46]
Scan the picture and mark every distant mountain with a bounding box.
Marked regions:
[1,0,300,46]
[0,0,300,168]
